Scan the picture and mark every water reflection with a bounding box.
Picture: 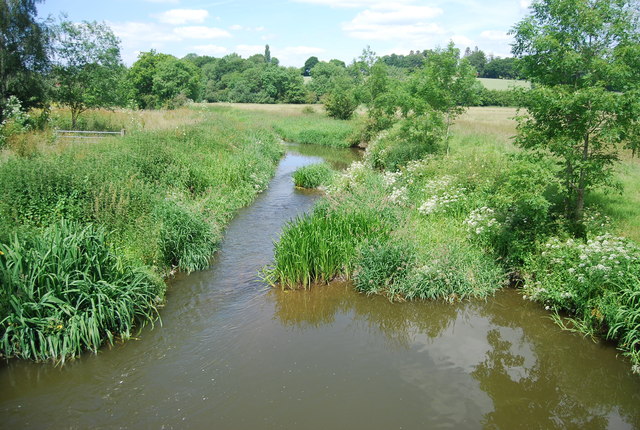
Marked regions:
[472,296,640,429]
[270,284,640,428]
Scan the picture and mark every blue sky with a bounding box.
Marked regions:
[38,0,533,67]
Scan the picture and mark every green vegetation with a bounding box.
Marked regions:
[271,112,358,148]
[477,78,530,91]
[292,163,334,188]
[0,106,283,361]
[0,220,164,362]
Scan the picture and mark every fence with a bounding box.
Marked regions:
[55,129,126,140]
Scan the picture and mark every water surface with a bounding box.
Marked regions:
[1,145,639,429]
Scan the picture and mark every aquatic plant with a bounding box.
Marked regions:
[264,204,392,289]
[0,220,165,362]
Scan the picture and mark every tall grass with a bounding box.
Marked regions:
[0,106,284,361]
[292,163,334,188]
[264,203,393,289]
[0,220,164,363]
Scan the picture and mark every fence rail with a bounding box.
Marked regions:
[55,129,126,139]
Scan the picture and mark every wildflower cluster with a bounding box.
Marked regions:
[326,161,369,195]
[464,207,499,236]
[417,176,467,216]
[524,234,640,312]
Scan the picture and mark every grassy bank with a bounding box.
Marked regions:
[266,105,640,373]
[0,105,283,362]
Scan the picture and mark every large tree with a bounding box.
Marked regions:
[512,0,640,232]
[52,20,124,127]
[0,0,50,122]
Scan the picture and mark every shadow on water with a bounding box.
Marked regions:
[2,143,640,429]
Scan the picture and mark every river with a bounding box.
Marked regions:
[1,144,639,429]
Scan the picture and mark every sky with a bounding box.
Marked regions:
[37,0,533,67]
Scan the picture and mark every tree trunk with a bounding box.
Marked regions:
[572,134,590,237]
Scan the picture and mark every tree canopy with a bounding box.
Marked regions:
[512,0,640,232]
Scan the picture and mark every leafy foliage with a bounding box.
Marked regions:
[51,20,125,127]
[511,0,640,231]
[0,0,50,122]
[0,220,164,362]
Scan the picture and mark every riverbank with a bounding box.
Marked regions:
[264,105,640,373]
[0,106,283,362]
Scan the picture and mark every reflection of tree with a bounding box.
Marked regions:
[472,292,640,429]
[268,282,351,329]
[285,144,361,170]
[351,297,459,348]
[269,280,459,347]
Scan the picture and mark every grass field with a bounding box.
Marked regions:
[477,78,531,90]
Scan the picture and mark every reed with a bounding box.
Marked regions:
[0,220,164,362]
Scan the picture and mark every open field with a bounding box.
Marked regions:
[477,78,531,90]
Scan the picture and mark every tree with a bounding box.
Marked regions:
[408,42,482,151]
[323,75,358,120]
[483,57,520,79]
[52,21,124,127]
[264,44,271,64]
[152,56,201,107]
[129,50,173,108]
[464,46,487,76]
[0,0,50,122]
[511,0,640,232]
[302,56,319,76]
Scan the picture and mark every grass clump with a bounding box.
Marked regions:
[0,220,164,363]
[292,163,334,188]
[265,203,393,289]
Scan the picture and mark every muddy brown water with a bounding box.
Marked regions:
[1,145,639,429]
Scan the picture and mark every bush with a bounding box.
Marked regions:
[323,89,358,120]
[365,114,445,171]
[292,163,334,188]
[154,201,217,273]
[523,234,640,372]
[0,220,164,362]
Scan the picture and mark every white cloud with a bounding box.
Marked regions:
[229,24,266,31]
[191,44,229,56]
[110,21,181,43]
[154,9,208,25]
[291,0,413,8]
[144,0,179,3]
[451,34,475,47]
[480,30,512,41]
[342,3,444,40]
[274,46,327,67]
[173,26,232,39]
[235,44,266,57]
[520,0,532,9]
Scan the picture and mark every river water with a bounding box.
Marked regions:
[1,145,639,429]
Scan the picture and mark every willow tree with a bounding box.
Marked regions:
[512,0,640,233]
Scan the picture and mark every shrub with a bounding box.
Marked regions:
[0,220,164,362]
[365,114,445,171]
[323,88,358,120]
[292,163,334,188]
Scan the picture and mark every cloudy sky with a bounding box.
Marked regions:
[38,0,533,67]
